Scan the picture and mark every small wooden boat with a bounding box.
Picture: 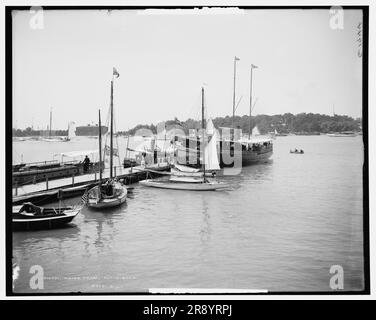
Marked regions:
[87,180,127,209]
[139,178,229,191]
[12,202,80,231]
[290,149,304,154]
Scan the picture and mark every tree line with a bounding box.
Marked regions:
[117,113,362,136]
[13,113,362,137]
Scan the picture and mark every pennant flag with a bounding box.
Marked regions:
[251,64,258,69]
[113,67,120,78]
[235,56,240,61]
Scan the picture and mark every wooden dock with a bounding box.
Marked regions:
[12,163,170,205]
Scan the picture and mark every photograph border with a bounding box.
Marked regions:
[5,5,370,296]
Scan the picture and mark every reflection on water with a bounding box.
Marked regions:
[12,136,364,293]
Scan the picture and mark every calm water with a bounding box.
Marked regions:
[12,135,365,293]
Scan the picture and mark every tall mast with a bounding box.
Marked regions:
[98,109,102,184]
[201,87,206,178]
[232,57,238,130]
[110,80,114,179]
[249,67,253,138]
[49,109,52,137]
[249,64,258,139]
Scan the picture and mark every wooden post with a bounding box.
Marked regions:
[46,176,49,190]
[15,182,18,196]
[95,171,97,181]
[72,173,74,186]
[114,166,117,177]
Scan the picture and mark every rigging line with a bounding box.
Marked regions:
[234,96,243,113]
[112,108,122,168]
[185,92,201,122]
[251,97,258,113]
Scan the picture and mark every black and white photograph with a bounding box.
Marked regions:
[6,4,369,296]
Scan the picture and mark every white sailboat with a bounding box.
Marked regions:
[87,68,127,209]
[140,87,229,191]
[252,125,260,136]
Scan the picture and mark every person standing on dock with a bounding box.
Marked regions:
[83,155,91,173]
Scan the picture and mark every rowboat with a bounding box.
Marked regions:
[290,149,304,154]
[13,202,80,231]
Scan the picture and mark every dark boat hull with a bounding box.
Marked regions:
[176,136,274,169]
[219,141,273,167]
[12,207,80,231]
[220,147,273,167]
[13,215,76,231]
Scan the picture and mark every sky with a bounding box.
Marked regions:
[12,8,363,130]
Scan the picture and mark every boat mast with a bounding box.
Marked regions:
[201,86,206,179]
[232,56,239,130]
[49,108,52,137]
[98,109,102,184]
[249,67,253,138]
[110,79,114,179]
[249,64,258,139]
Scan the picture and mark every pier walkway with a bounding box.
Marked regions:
[12,163,170,204]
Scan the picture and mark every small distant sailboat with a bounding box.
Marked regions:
[252,125,260,136]
[41,110,75,142]
[62,122,76,142]
[140,87,229,191]
[87,68,127,209]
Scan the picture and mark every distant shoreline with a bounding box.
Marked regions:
[13,112,362,137]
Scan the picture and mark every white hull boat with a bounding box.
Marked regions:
[87,181,127,209]
[139,179,229,191]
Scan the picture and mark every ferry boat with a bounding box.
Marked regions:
[75,124,108,136]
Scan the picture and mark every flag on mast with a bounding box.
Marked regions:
[251,64,258,68]
[113,67,120,78]
[235,56,240,61]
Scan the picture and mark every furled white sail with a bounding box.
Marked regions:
[174,163,200,173]
[204,119,220,170]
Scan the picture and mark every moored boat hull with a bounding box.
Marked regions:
[139,179,229,191]
[220,146,273,167]
[87,184,127,209]
[87,193,127,209]
[12,208,79,231]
